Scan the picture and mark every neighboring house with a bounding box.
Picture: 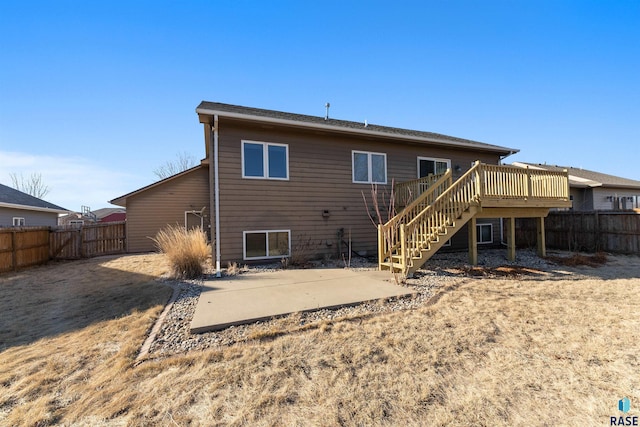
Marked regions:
[512,162,640,211]
[112,101,570,275]
[58,212,96,227]
[58,207,126,227]
[92,207,126,223]
[0,183,68,227]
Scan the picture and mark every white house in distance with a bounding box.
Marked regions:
[512,162,640,211]
[0,183,68,227]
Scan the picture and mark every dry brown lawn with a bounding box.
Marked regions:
[1,252,639,426]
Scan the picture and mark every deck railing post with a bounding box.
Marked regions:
[526,166,533,199]
[400,224,407,274]
[475,161,483,199]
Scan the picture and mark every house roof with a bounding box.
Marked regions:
[196,101,518,156]
[92,207,126,219]
[110,165,205,207]
[0,183,69,214]
[512,162,640,190]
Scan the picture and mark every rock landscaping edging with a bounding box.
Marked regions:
[140,249,566,360]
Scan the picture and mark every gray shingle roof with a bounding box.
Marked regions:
[513,162,640,189]
[196,101,518,155]
[0,183,68,211]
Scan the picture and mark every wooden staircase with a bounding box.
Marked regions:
[379,162,483,276]
[378,161,571,277]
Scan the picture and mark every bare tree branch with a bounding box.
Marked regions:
[361,179,396,227]
[10,172,50,199]
[153,152,197,180]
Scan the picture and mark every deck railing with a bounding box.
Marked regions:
[378,170,453,269]
[400,162,482,271]
[395,172,448,206]
[481,164,569,200]
[379,162,569,273]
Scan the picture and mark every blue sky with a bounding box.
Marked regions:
[1,1,639,211]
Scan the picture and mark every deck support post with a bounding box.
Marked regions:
[468,217,477,265]
[506,217,516,261]
[536,216,546,257]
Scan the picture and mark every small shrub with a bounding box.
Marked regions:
[226,262,248,276]
[151,225,211,279]
[546,252,608,267]
[282,234,319,268]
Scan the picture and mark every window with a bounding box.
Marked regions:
[69,220,84,228]
[12,217,25,226]
[418,157,450,178]
[477,223,493,244]
[242,141,289,180]
[352,151,387,184]
[243,230,290,260]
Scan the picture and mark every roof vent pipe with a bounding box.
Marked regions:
[325,102,330,120]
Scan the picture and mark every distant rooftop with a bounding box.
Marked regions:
[512,162,640,189]
[196,101,518,155]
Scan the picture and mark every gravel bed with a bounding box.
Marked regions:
[145,249,562,358]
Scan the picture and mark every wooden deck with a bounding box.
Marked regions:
[380,162,571,276]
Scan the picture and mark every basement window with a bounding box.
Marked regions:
[12,217,25,226]
[477,223,493,244]
[243,230,290,260]
[242,141,289,180]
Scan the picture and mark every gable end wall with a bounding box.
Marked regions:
[125,167,210,252]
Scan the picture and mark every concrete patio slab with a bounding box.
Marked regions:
[190,268,414,333]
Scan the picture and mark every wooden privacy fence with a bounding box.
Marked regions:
[0,227,50,272]
[0,222,126,273]
[514,211,640,254]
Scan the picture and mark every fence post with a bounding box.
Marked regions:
[594,211,600,252]
[11,230,17,271]
[78,229,84,258]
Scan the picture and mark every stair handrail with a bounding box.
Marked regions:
[406,162,481,229]
[378,169,453,268]
[400,161,483,271]
[388,170,452,225]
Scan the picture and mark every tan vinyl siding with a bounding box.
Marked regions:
[215,121,501,263]
[125,167,210,252]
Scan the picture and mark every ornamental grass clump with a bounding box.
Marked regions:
[152,225,211,279]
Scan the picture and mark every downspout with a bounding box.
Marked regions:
[213,114,221,277]
[499,150,516,165]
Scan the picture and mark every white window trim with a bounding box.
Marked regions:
[417,156,451,178]
[477,223,493,244]
[241,140,289,180]
[12,217,25,226]
[243,229,291,260]
[184,210,204,230]
[352,150,387,184]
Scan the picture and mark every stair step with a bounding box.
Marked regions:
[380,261,404,271]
